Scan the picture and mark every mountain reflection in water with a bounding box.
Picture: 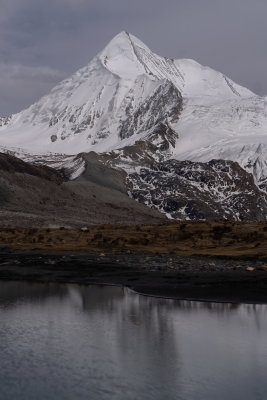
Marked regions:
[0,281,266,400]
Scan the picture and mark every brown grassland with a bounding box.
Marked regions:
[1,221,267,259]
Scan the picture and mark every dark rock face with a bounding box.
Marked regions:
[119,80,182,140]
[96,122,179,175]
[126,159,267,221]
[0,116,12,127]
[146,122,179,152]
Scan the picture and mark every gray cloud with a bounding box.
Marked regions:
[1,0,267,115]
[0,63,66,115]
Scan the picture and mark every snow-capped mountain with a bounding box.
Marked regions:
[0,32,183,155]
[1,32,264,164]
[1,31,267,221]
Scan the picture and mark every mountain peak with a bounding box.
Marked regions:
[101,31,149,53]
[0,30,263,183]
[98,31,150,78]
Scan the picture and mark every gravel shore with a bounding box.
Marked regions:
[1,250,267,304]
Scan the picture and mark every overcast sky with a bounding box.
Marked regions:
[1,0,266,115]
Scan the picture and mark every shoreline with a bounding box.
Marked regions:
[1,250,267,304]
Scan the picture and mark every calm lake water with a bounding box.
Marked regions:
[0,282,267,400]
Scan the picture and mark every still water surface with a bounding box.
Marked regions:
[0,282,267,400]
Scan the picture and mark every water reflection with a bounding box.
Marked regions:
[0,281,69,307]
[0,282,267,400]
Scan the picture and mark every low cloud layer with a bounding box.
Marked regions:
[1,0,267,115]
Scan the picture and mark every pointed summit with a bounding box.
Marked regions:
[98,31,150,78]
[100,31,149,55]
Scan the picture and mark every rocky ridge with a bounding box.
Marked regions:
[126,159,267,221]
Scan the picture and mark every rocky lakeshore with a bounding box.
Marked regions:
[0,250,267,304]
[1,221,267,304]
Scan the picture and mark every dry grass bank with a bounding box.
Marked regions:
[0,221,267,258]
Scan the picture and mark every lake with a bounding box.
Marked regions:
[0,282,267,400]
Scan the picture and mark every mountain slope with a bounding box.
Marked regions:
[127,159,267,221]
[0,31,262,161]
[0,31,267,221]
[173,96,267,185]
[0,32,182,155]
[0,153,165,227]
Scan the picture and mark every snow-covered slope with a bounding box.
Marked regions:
[173,95,267,184]
[0,32,182,154]
[0,31,266,184]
